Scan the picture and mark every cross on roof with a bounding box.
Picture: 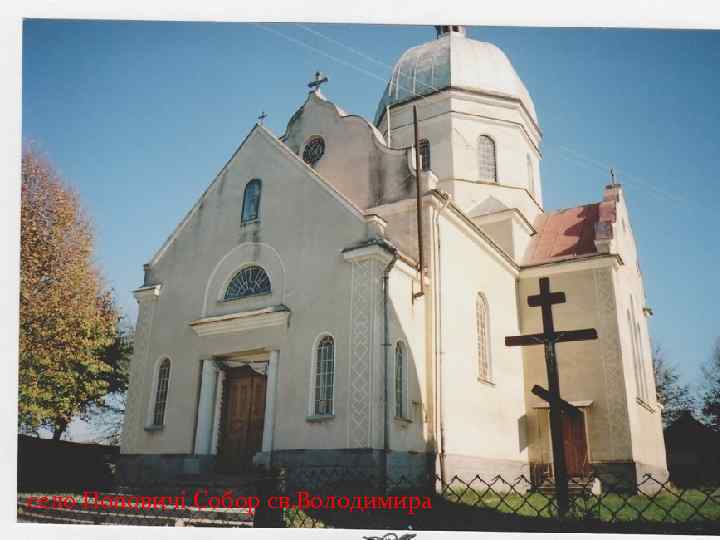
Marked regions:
[308,71,329,93]
[257,111,268,125]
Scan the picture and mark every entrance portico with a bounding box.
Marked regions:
[193,350,279,470]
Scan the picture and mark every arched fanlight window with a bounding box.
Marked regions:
[395,342,407,418]
[241,178,262,224]
[527,154,535,196]
[224,265,271,300]
[418,139,431,171]
[152,358,171,426]
[478,136,497,182]
[314,336,335,416]
[476,293,492,382]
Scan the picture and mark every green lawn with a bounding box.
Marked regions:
[441,482,720,524]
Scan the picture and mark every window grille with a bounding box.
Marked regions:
[314,336,335,416]
[224,265,271,300]
[241,178,262,223]
[478,136,497,182]
[476,293,492,381]
[152,358,170,426]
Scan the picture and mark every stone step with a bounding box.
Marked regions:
[536,477,597,497]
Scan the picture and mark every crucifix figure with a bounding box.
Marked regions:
[505,277,598,516]
[308,71,329,93]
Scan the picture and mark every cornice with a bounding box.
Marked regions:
[189,305,290,337]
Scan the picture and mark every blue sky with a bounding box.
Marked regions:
[22,20,719,395]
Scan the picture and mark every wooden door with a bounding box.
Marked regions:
[217,366,267,472]
[561,410,590,477]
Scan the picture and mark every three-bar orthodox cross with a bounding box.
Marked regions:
[505,276,598,516]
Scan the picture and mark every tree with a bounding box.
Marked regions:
[86,324,134,444]
[19,147,124,439]
[701,338,720,430]
[653,347,695,428]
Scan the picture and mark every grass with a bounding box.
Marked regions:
[440,481,720,524]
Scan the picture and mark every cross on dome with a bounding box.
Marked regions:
[434,25,466,38]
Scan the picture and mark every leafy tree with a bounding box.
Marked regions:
[19,147,124,439]
[86,324,134,444]
[701,338,720,430]
[653,347,695,428]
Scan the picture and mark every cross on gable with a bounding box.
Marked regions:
[308,71,329,92]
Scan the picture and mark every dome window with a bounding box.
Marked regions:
[478,135,497,183]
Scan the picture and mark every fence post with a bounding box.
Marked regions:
[253,468,285,528]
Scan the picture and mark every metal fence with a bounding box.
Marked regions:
[17,470,720,533]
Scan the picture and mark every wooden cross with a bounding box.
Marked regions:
[505,276,598,516]
[308,71,328,93]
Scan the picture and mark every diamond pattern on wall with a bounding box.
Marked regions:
[348,259,375,448]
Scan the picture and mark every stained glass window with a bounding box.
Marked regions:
[395,342,406,418]
[241,179,262,224]
[418,139,431,171]
[478,135,497,182]
[224,265,271,300]
[152,358,171,426]
[314,336,335,416]
[476,293,492,382]
[303,136,325,166]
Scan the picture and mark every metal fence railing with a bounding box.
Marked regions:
[17,470,720,533]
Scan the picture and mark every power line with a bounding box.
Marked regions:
[255,23,712,212]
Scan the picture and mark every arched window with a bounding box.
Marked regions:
[628,299,648,401]
[224,265,271,300]
[418,139,431,171]
[395,342,407,418]
[478,135,497,182]
[241,178,262,224]
[527,154,535,196]
[476,293,492,381]
[152,358,171,426]
[314,336,335,416]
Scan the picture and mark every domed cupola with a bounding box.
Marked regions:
[374,26,543,229]
[374,25,537,127]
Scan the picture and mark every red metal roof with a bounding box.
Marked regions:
[523,184,620,266]
[524,203,601,265]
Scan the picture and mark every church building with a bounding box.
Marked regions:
[119,25,668,487]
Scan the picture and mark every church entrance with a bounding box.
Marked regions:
[216,365,267,472]
[561,411,590,477]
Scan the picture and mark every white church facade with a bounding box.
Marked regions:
[119,25,668,486]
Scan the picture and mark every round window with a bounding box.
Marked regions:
[303,136,325,166]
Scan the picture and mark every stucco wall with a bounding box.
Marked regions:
[433,206,528,475]
[120,126,374,456]
[609,187,667,473]
[519,266,634,468]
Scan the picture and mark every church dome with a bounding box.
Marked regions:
[374,27,537,126]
